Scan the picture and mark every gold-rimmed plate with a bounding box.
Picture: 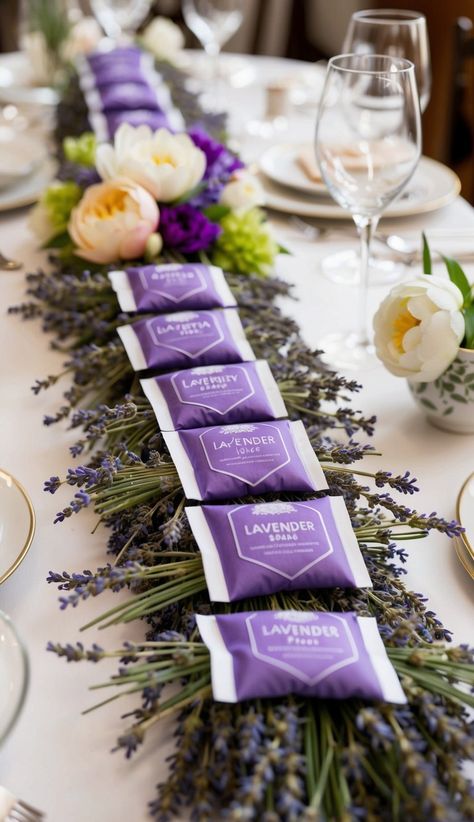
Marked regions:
[454,537,474,581]
[0,469,36,584]
[456,472,474,562]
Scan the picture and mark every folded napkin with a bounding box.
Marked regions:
[0,786,15,820]
[297,141,415,184]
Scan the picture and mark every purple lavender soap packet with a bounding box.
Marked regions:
[162,420,328,501]
[109,264,236,313]
[186,497,371,601]
[86,47,143,70]
[92,109,180,141]
[197,610,406,704]
[141,361,287,431]
[117,309,255,373]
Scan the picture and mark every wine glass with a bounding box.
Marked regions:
[0,611,29,747]
[182,0,243,105]
[315,53,421,370]
[321,9,431,286]
[344,9,431,112]
[90,0,152,42]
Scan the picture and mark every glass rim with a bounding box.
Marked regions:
[0,610,29,746]
[328,53,415,75]
[352,9,426,25]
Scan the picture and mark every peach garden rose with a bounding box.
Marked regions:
[68,177,159,264]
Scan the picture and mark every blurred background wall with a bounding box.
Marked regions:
[1,0,474,198]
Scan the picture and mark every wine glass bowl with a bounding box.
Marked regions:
[90,0,152,41]
[343,9,431,112]
[315,53,421,370]
[182,0,243,53]
[0,611,29,747]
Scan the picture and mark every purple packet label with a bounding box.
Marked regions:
[163,420,328,501]
[117,309,255,373]
[91,82,163,112]
[86,47,144,69]
[197,610,406,704]
[109,264,237,313]
[141,361,287,431]
[186,497,371,601]
[96,109,178,140]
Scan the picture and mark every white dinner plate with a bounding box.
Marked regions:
[260,155,461,220]
[457,472,474,561]
[260,143,327,195]
[0,128,47,189]
[0,611,29,745]
[0,158,56,212]
[0,51,58,107]
[0,469,36,584]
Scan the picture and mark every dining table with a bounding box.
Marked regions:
[0,52,473,821]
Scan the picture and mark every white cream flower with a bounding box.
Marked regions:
[373,276,465,382]
[141,17,185,63]
[95,124,206,203]
[219,171,266,211]
[62,17,103,61]
[68,177,159,264]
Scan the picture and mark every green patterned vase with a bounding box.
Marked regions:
[408,347,474,434]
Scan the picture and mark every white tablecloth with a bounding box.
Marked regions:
[0,54,473,822]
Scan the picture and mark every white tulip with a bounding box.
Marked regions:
[373,276,465,382]
[141,17,185,63]
[220,172,266,211]
[96,124,206,203]
[62,17,103,62]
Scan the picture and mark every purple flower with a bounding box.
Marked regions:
[159,204,221,254]
[189,128,243,180]
[188,127,244,208]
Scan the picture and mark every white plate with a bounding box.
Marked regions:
[0,158,56,212]
[260,156,461,220]
[0,469,36,584]
[0,128,47,189]
[0,611,29,745]
[457,472,474,561]
[0,51,58,107]
[260,143,327,195]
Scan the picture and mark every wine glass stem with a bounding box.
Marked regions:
[205,41,221,102]
[355,214,379,345]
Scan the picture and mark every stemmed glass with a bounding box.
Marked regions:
[315,53,421,370]
[182,0,243,104]
[90,0,152,42]
[344,9,431,112]
[321,9,431,286]
[0,611,29,747]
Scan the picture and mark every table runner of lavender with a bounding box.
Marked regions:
[11,57,474,822]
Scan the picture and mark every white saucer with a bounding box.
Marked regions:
[0,51,58,107]
[0,469,36,584]
[260,156,461,220]
[0,158,56,212]
[260,143,327,195]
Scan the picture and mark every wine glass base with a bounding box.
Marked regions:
[319,332,379,372]
[319,248,406,286]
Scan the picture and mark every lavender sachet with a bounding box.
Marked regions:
[197,610,406,704]
[162,420,328,501]
[141,361,286,431]
[186,497,371,601]
[117,309,255,373]
[109,263,236,313]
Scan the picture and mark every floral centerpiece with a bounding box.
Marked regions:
[30,123,277,276]
[374,235,474,433]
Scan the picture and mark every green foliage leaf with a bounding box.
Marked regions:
[278,243,291,255]
[442,256,472,305]
[422,232,432,275]
[463,302,474,349]
[42,231,71,249]
[203,204,231,222]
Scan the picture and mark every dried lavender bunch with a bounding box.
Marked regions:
[23,50,474,822]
